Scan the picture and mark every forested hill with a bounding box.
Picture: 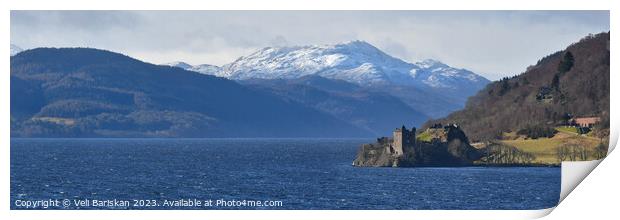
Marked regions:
[10,48,374,137]
[422,32,610,142]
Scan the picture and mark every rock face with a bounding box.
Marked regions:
[353,124,482,167]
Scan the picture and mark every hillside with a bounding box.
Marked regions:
[240,75,428,136]
[10,48,374,138]
[423,32,610,142]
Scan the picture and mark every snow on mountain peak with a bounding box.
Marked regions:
[163,61,221,75]
[166,41,489,91]
[219,41,415,83]
[11,44,23,56]
[164,61,193,69]
[190,64,222,75]
[414,59,486,84]
[334,40,382,54]
[416,59,448,69]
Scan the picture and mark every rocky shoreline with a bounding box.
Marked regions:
[352,124,556,168]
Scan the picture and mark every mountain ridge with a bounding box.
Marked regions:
[217,41,490,90]
[10,47,375,138]
[240,75,429,135]
[165,41,490,119]
[163,61,222,75]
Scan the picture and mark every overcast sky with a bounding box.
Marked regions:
[11,11,609,80]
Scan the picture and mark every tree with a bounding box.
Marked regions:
[557,145,569,162]
[482,142,535,165]
[594,141,608,159]
[558,51,575,73]
[499,78,510,96]
[517,124,557,139]
[551,74,560,90]
[577,146,588,161]
[552,51,575,91]
[558,144,589,162]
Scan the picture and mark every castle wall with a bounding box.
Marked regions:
[407,127,416,150]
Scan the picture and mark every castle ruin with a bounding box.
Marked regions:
[354,123,482,167]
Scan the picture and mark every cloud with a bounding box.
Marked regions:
[10,10,609,80]
[269,35,289,47]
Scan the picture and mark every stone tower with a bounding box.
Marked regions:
[393,126,405,156]
[392,125,416,156]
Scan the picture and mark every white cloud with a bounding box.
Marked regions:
[11,11,609,80]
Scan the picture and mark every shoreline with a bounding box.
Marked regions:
[352,163,562,168]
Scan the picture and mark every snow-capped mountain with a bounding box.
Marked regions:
[218,40,489,90]
[163,61,222,75]
[412,59,488,90]
[164,61,193,69]
[164,41,490,119]
[190,64,222,75]
[10,44,23,56]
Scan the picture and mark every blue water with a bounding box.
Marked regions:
[11,138,560,210]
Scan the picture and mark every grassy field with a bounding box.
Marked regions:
[416,130,432,142]
[500,129,603,165]
[555,126,579,134]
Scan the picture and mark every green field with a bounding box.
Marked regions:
[500,129,603,165]
[416,130,432,142]
[555,126,579,134]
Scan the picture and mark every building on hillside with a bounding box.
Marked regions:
[571,117,601,128]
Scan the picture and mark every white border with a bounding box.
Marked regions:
[1,0,616,219]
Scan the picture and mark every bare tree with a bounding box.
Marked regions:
[482,142,535,165]
[557,145,569,162]
[594,141,608,160]
[558,144,590,162]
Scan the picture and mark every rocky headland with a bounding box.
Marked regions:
[353,124,482,167]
